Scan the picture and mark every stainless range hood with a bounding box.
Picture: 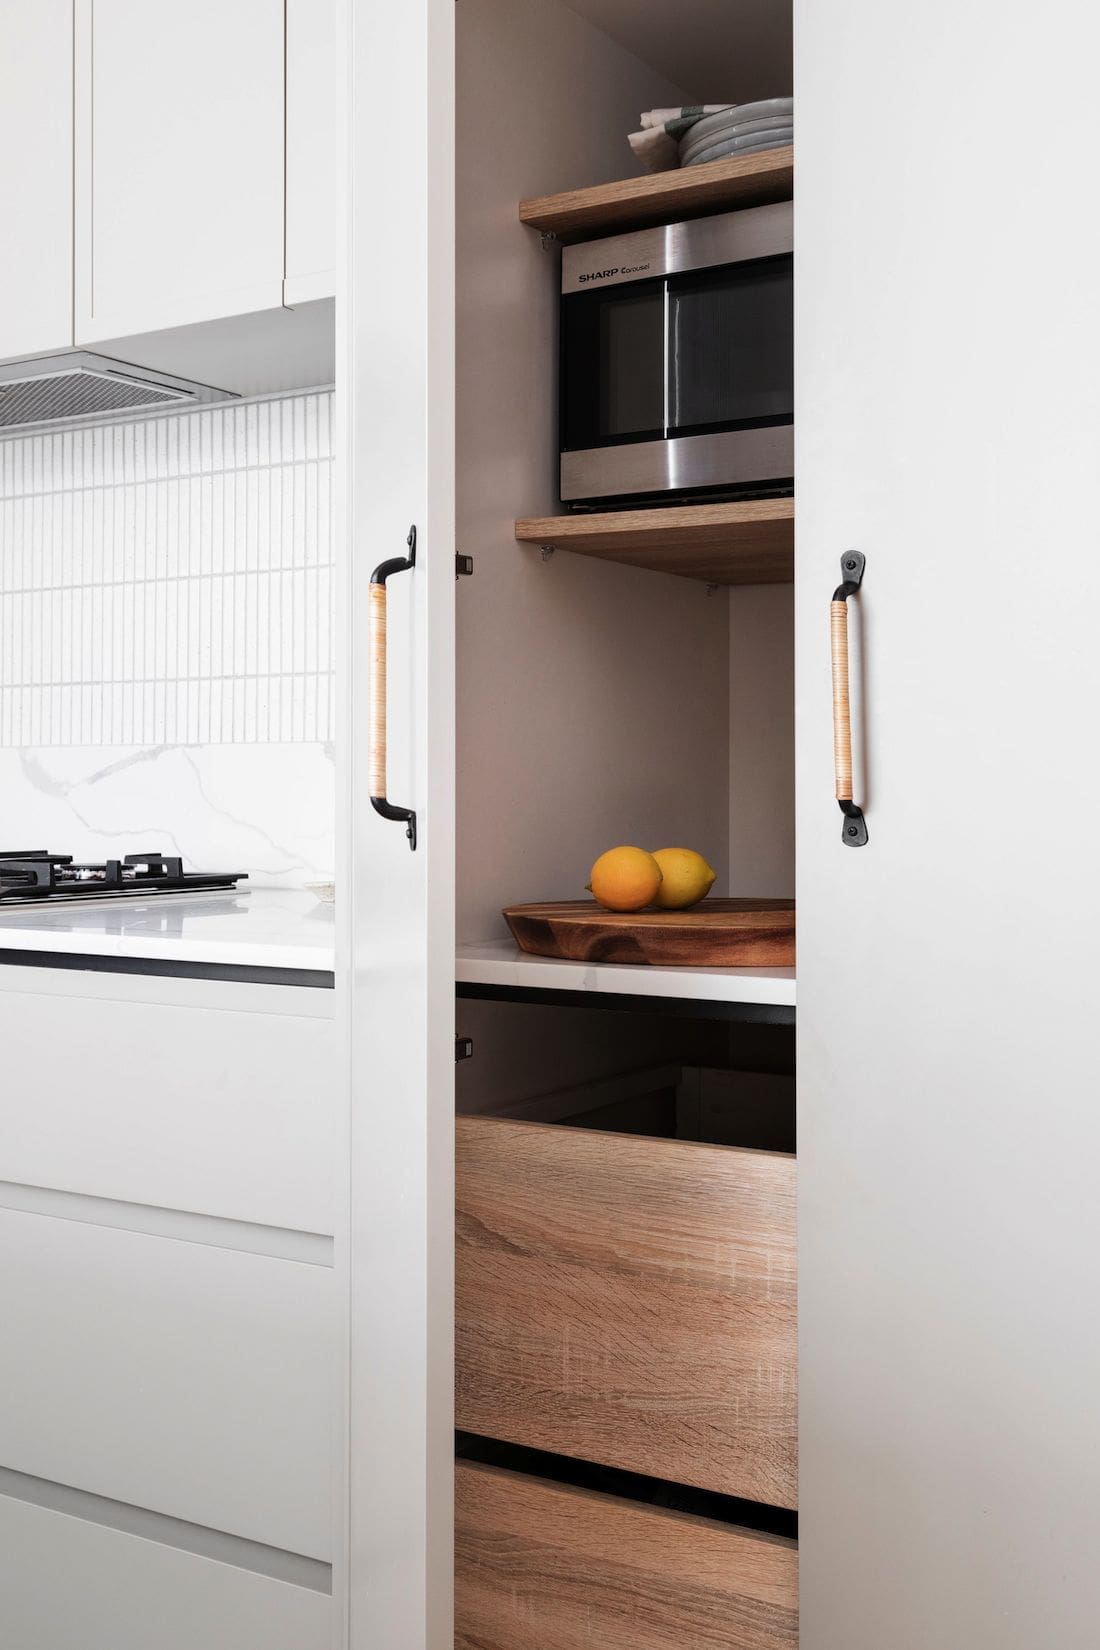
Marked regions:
[0,351,235,432]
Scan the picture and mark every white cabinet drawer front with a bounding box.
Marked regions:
[75,0,285,338]
[0,0,73,360]
[0,988,336,1233]
[0,1493,330,1650]
[0,1211,333,1559]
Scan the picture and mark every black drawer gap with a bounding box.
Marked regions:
[456,1431,796,1540]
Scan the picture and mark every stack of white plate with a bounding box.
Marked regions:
[678,99,792,168]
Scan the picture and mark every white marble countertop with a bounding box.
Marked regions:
[456,940,796,1007]
[0,887,336,974]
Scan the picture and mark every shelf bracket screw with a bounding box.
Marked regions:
[540,545,556,563]
[539,230,559,252]
[706,582,721,596]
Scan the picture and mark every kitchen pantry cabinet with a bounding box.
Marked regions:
[345,0,1100,1647]
[0,0,73,360]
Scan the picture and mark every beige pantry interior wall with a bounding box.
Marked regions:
[455,0,735,949]
[730,584,795,895]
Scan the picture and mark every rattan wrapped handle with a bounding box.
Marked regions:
[368,583,389,798]
[831,599,853,802]
[831,553,868,847]
[368,526,418,851]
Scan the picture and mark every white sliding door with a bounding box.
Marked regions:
[796,5,1100,1646]
[338,1,455,1648]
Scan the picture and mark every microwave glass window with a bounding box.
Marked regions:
[670,258,793,435]
[561,283,664,450]
[603,291,666,438]
[561,254,793,452]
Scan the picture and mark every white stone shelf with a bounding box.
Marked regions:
[455,940,795,1009]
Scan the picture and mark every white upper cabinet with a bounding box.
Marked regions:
[0,0,73,361]
[285,0,337,304]
[74,0,285,342]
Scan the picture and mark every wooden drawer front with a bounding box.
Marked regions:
[0,1210,334,1559]
[456,1117,797,1509]
[0,983,336,1234]
[455,1461,797,1650]
[0,1492,330,1650]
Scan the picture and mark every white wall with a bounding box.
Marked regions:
[0,392,335,883]
[456,0,736,945]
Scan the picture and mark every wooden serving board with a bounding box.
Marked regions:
[503,898,795,968]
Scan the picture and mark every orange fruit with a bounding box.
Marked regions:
[651,847,717,909]
[587,846,663,912]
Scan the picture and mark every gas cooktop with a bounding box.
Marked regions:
[0,851,247,904]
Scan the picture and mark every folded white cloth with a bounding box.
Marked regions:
[629,103,734,172]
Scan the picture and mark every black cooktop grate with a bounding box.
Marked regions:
[0,851,247,904]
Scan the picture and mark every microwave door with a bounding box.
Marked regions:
[667,256,794,438]
[560,279,667,453]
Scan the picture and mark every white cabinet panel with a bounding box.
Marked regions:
[74,0,285,341]
[286,0,337,304]
[0,1212,333,1559]
[796,1,1100,1643]
[342,0,456,1643]
[0,986,336,1234]
[0,1494,330,1650]
[0,0,73,360]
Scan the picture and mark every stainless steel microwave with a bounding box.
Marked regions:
[559,200,793,508]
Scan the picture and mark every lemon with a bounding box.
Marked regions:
[651,848,717,910]
[587,846,663,912]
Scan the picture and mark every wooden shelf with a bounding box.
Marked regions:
[519,146,793,242]
[515,499,793,585]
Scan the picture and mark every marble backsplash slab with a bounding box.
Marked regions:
[0,744,335,886]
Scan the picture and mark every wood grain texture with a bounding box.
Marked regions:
[519,146,794,242]
[456,1118,797,1509]
[368,581,387,796]
[830,598,852,800]
[515,500,794,585]
[503,898,796,968]
[455,1461,798,1650]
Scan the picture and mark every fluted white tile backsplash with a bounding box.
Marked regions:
[0,391,335,887]
[0,391,334,746]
